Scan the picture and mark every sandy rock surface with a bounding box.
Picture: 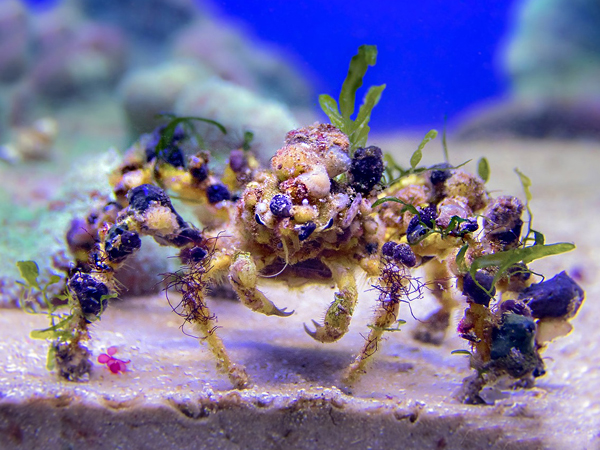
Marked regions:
[0,138,598,449]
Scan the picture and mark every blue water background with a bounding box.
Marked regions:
[25,0,519,132]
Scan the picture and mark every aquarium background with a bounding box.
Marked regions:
[23,0,518,133]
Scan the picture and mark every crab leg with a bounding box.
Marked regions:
[173,254,249,389]
[229,252,294,317]
[342,260,408,385]
[412,259,457,345]
[304,257,358,343]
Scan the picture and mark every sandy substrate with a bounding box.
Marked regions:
[0,138,599,449]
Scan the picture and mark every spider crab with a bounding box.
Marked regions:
[64,122,583,402]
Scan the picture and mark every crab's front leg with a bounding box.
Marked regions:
[304,257,358,343]
[342,258,410,385]
[171,251,249,389]
[229,252,294,317]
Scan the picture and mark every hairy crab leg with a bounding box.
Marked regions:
[229,252,294,317]
[304,257,358,343]
[171,253,249,389]
[65,184,251,388]
[342,260,409,385]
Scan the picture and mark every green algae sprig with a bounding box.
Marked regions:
[319,45,386,154]
[16,261,115,380]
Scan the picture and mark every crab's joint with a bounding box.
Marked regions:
[305,259,358,343]
[229,253,294,317]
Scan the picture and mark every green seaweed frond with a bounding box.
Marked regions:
[155,113,227,154]
[319,45,386,154]
[477,157,490,183]
[468,243,575,297]
[465,169,575,295]
[17,261,71,369]
[242,131,254,152]
[16,261,113,370]
[372,196,419,213]
[382,130,471,187]
[367,319,407,332]
[450,349,473,356]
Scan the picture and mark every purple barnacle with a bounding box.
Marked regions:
[189,246,208,262]
[128,184,172,213]
[499,299,532,317]
[490,313,537,378]
[168,227,204,247]
[459,219,479,235]
[365,242,378,254]
[462,271,496,307]
[229,149,248,173]
[420,205,438,226]
[190,164,209,182]
[180,246,208,265]
[104,225,141,263]
[350,146,385,194]
[429,163,453,185]
[68,273,110,319]
[484,196,524,247]
[298,221,317,241]
[145,125,186,167]
[518,271,584,320]
[381,241,398,257]
[206,184,231,204]
[406,206,437,245]
[269,194,293,218]
[120,231,141,252]
[146,144,185,168]
[393,243,417,267]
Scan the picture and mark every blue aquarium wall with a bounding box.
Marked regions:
[24,0,518,132]
[211,0,517,131]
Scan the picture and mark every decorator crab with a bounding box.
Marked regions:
[22,46,583,403]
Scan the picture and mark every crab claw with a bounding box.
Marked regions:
[269,305,295,317]
[304,319,325,340]
[304,319,346,343]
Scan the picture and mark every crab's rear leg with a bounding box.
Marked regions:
[304,257,359,343]
[342,260,409,385]
[412,259,458,345]
[229,252,294,317]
